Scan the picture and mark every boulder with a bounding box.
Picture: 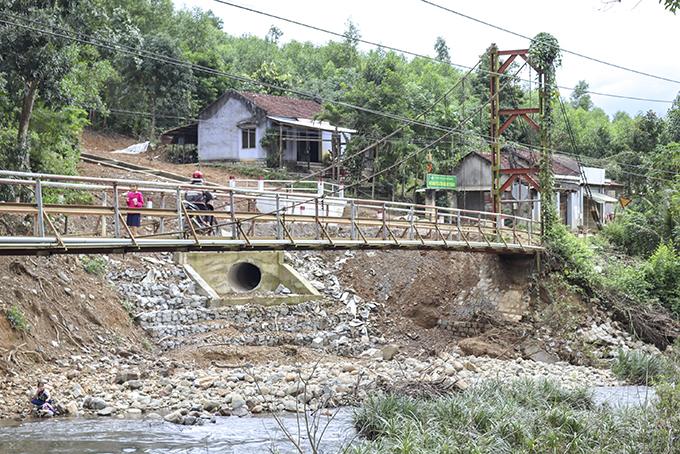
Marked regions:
[182,415,197,425]
[164,411,183,424]
[83,397,107,410]
[202,401,220,412]
[381,344,398,361]
[98,407,114,416]
[114,371,139,385]
[126,380,143,390]
[232,407,249,417]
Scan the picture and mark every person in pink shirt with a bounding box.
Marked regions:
[126,184,144,236]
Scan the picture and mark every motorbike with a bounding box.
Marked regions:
[181,199,217,236]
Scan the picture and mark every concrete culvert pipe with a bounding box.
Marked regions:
[227,262,262,292]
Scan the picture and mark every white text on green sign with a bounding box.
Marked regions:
[427,174,457,189]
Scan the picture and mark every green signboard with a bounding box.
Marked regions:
[426,174,457,189]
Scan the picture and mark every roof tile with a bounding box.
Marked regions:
[237,91,321,119]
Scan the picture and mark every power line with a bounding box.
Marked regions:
[209,0,675,105]
[78,105,199,121]
[1,13,675,185]
[420,0,680,86]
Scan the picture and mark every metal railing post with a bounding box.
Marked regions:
[350,200,355,241]
[497,213,501,243]
[410,206,415,241]
[176,187,183,239]
[276,194,281,240]
[35,179,45,237]
[382,202,387,240]
[159,192,165,234]
[315,198,320,240]
[230,191,236,239]
[456,210,461,241]
[113,183,120,238]
[101,192,107,237]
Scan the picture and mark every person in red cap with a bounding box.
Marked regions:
[185,170,215,233]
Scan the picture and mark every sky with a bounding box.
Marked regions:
[173,0,679,119]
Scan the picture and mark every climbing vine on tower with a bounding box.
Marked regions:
[529,32,562,233]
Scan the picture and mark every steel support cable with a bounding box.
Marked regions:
[227,63,526,228]
[267,57,485,193]
[420,0,680,86]
[3,14,673,191]
[2,11,673,163]
[2,10,670,186]
[558,97,602,229]
[0,13,505,136]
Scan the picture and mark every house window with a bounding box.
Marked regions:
[241,128,256,149]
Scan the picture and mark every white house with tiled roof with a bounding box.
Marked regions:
[196,89,354,167]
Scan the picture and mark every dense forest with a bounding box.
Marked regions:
[3,0,680,316]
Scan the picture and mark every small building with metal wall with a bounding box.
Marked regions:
[454,147,622,231]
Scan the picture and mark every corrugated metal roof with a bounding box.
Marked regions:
[590,192,618,203]
[268,116,356,133]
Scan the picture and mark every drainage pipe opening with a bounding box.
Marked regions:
[227,262,262,292]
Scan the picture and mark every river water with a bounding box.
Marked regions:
[0,387,656,454]
[0,408,357,454]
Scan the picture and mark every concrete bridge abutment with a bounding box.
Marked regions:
[174,251,321,307]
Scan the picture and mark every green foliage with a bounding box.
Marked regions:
[5,304,30,332]
[643,242,680,315]
[611,348,672,385]
[350,378,680,454]
[569,80,593,111]
[81,254,107,276]
[141,338,154,352]
[259,127,281,168]
[544,222,597,286]
[604,209,662,257]
[659,0,680,14]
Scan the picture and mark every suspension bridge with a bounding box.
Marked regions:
[0,169,542,257]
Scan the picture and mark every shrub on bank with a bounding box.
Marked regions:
[611,348,671,385]
[350,378,678,453]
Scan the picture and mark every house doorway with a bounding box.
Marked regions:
[296,130,320,163]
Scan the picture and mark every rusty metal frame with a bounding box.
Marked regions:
[42,213,67,250]
[490,47,543,215]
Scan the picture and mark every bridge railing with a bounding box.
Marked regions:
[0,171,541,253]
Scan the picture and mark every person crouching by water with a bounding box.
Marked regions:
[126,184,144,236]
[29,381,52,415]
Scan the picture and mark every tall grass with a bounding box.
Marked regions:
[611,348,674,385]
[349,377,678,453]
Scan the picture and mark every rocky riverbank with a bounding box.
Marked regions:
[0,343,623,423]
[0,250,663,423]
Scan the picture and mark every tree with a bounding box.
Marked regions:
[266,25,283,44]
[434,36,450,62]
[666,92,680,143]
[570,80,593,111]
[0,0,85,171]
[249,61,292,96]
[633,110,665,154]
[659,0,680,13]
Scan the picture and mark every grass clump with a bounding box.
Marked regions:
[5,304,30,331]
[81,254,107,276]
[611,348,669,385]
[141,338,154,352]
[349,377,680,453]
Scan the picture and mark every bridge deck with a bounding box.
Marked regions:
[0,170,543,256]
